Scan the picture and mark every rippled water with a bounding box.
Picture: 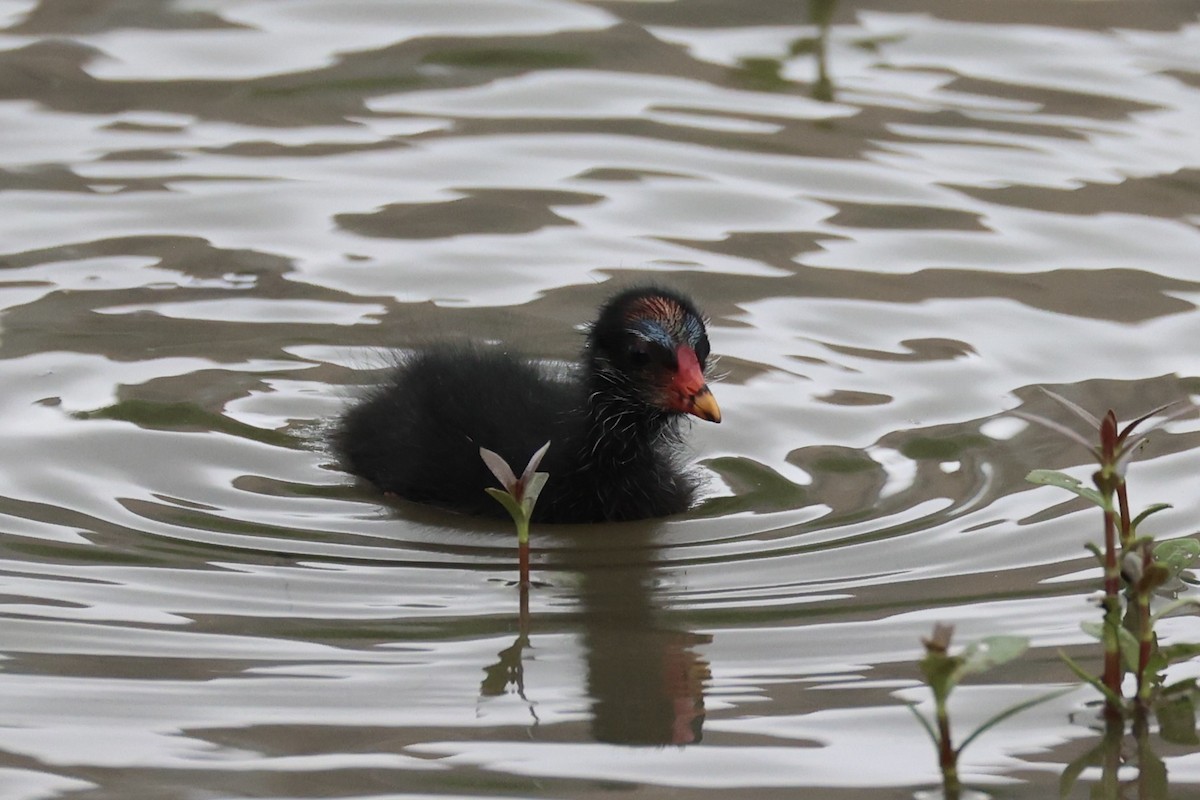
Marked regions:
[2,1,1200,798]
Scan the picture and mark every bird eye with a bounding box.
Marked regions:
[628,340,651,365]
[695,337,710,364]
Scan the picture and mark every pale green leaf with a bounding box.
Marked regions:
[484,486,525,524]
[903,702,941,749]
[959,636,1029,677]
[1155,538,1200,571]
[1025,469,1105,507]
[1152,597,1200,624]
[1059,650,1122,708]
[1159,641,1200,665]
[1132,503,1172,531]
[921,653,961,702]
[1157,693,1199,746]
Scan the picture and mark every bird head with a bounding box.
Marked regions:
[588,287,721,423]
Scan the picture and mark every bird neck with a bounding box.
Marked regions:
[579,372,676,470]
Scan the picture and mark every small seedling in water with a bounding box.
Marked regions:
[908,624,1069,800]
[480,441,550,586]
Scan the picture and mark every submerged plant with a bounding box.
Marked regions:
[480,441,550,587]
[909,624,1068,800]
[1020,392,1199,723]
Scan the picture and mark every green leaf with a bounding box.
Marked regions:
[1158,641,1200,666]
[959,636,1029,677]
[1137,736,1170,796]
[1155,537,1200,558]
[1154,537,1200,572]
[1060,650,1123,708]
[920,651,962,702]
[1156,693,1199,746]
[956,685,1075,755]
[1152,597,1200,624]
[903,702,942,749]
[484,487,525,524]
[1080,621,1103,641]
[1059,737,1104,799]
[1116,626,1140,673]
[1119,402,1186,442]
[1131,503,1172,531]
[1145,649,1168,680]
[1025,469,1106,507]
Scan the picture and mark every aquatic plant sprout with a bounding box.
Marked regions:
[1019,391,1199,719]
[481,441,551,586]
[908,624,1071,800]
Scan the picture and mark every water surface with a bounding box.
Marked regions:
[1,1,1199,798]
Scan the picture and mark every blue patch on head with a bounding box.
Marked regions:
[624,294,705,349]
[629,319,678,350]
[679,314,704,346]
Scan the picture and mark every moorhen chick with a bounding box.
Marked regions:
[333,286,721,523]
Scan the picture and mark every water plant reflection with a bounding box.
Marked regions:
[729,0,839,102]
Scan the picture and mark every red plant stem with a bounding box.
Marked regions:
[1102,501,1124,721]
[518,578,530,627]
[1094,412,1127,720]
[518,540,530,587]
[936,703,960,800]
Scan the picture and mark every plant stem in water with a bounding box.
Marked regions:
[517,524,530,587]
[936,700,960,800]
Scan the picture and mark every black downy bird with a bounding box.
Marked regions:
[333,286,721,523]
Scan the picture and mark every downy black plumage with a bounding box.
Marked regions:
[333,286,721,523]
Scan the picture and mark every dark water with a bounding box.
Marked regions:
[1,1,1199,798]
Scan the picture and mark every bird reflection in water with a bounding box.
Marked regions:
[479,532,711,746]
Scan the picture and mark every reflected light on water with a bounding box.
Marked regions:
[0,0,1199,798]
